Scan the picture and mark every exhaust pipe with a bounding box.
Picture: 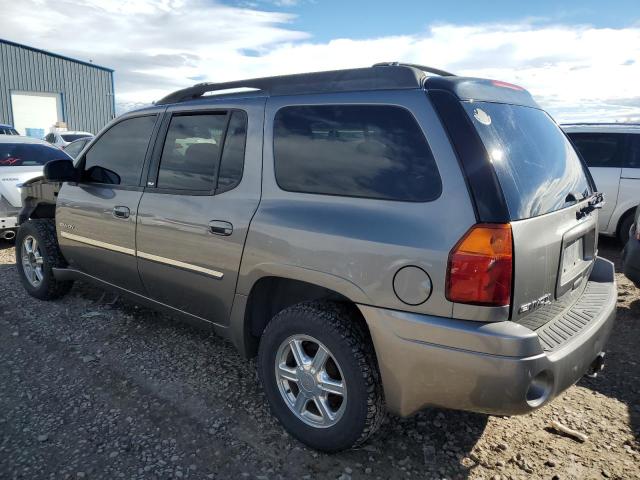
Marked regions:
[586,352,605,378]
[1,230,16,240]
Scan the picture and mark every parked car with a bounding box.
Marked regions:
[44,130,93,148]
[563,123,640,244]
[0,136,71,240]
[62,137,92,159]
[622,203,640,287]
[16,64,616,452]
[0,123,19,135]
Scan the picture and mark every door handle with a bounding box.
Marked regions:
[113,206,130,219]
[208,220,233,236]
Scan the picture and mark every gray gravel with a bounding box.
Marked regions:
[0,238,638,479]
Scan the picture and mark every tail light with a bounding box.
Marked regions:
[635,223,640,241]
[446,223,513,306]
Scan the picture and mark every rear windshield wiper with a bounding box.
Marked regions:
[576,192,605,220]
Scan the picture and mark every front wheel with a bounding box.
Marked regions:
[15,219,73,300]
[258,301,385,452]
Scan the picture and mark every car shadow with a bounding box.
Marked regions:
[0,239,15,251]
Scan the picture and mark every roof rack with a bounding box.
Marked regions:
[372,62,455,77]
[156,63,454,105]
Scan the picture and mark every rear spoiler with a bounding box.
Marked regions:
[425,76,539,109]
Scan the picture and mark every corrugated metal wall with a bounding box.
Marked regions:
[0,39,115,134]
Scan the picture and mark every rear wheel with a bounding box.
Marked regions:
[617,211,635,246]
[15,219,73,300]
[258,301,385,452]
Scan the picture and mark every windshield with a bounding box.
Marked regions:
[0,127,19,135]
[0,143,70,166]
[463,102,592,220]
[61,133,92,142]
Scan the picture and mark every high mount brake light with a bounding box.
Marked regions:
[446,223,513,306]
[491,80,525,91]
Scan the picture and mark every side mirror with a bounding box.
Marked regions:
[44,159,78,182]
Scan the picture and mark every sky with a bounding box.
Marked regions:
[2,0,639,122]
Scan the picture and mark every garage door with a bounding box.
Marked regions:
[10,91,62,139]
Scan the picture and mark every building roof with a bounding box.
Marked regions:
[0,38,113,72]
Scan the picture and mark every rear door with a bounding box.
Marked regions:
[460,102,597,326]
[56,113,160,292]
[568,132,626,233]
[135,98,263,325]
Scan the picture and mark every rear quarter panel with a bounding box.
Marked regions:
[237,89,476,317]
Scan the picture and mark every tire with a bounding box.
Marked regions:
[258,301,385,452]
[617,212,635,246]
[15,219,73,300]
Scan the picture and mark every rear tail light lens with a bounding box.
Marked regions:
[446,223,513,306]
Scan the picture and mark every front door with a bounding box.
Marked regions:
[56,113,160,292]
[136,100,263,324]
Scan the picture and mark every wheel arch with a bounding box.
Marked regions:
[230,268,371,358]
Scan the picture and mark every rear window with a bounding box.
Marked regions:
[274,105,441,202]
[61,133,92,142]
[0,143,69,166]
[464,102,592,220]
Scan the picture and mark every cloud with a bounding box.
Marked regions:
[2,0,639,122]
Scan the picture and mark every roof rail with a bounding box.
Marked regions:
[156,63,449,105]
[372,62,455,77]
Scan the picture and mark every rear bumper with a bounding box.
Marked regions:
[359,257,616,417]
[622,236,640,286]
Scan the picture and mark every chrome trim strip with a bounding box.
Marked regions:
[137,251,224,279]
[60,232,136,256]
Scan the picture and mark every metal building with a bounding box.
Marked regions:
[0,38,115,138]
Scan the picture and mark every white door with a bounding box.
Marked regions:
[10,92,62,139]
[589,167,621,232]
[569,132,626,235]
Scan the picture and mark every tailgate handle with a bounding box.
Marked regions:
[113,206,130,219]
[208,220,233,236]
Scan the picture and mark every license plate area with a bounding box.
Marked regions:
[557,221,597,298]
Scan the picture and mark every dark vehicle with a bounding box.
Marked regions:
[16,64,616,451]
[622,204,640,287]
[0,123,19,135]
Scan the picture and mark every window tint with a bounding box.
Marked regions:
[61,133,92,142]
[217,111,247,193]
[157,113,227,191]
[568,132,625,168]
[64,139,88,158]
[83,115,156,186]
[626,134,640,168]
[465,103,591,220]
[273,105,441,202]
[0,142,71,166]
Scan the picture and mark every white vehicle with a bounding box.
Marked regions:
[44,130,93,148]
[0,136,71,240]
[563,123,640,243]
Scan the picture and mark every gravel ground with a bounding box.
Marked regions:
[0,237,638,480]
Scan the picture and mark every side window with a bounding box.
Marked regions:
[157,113,227,191]
[273,105,442,202]
[569,133,625,168]
[217,111,248,193]
[625,134,640,168]
[83,115,156,186]
[45,133,54,143]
